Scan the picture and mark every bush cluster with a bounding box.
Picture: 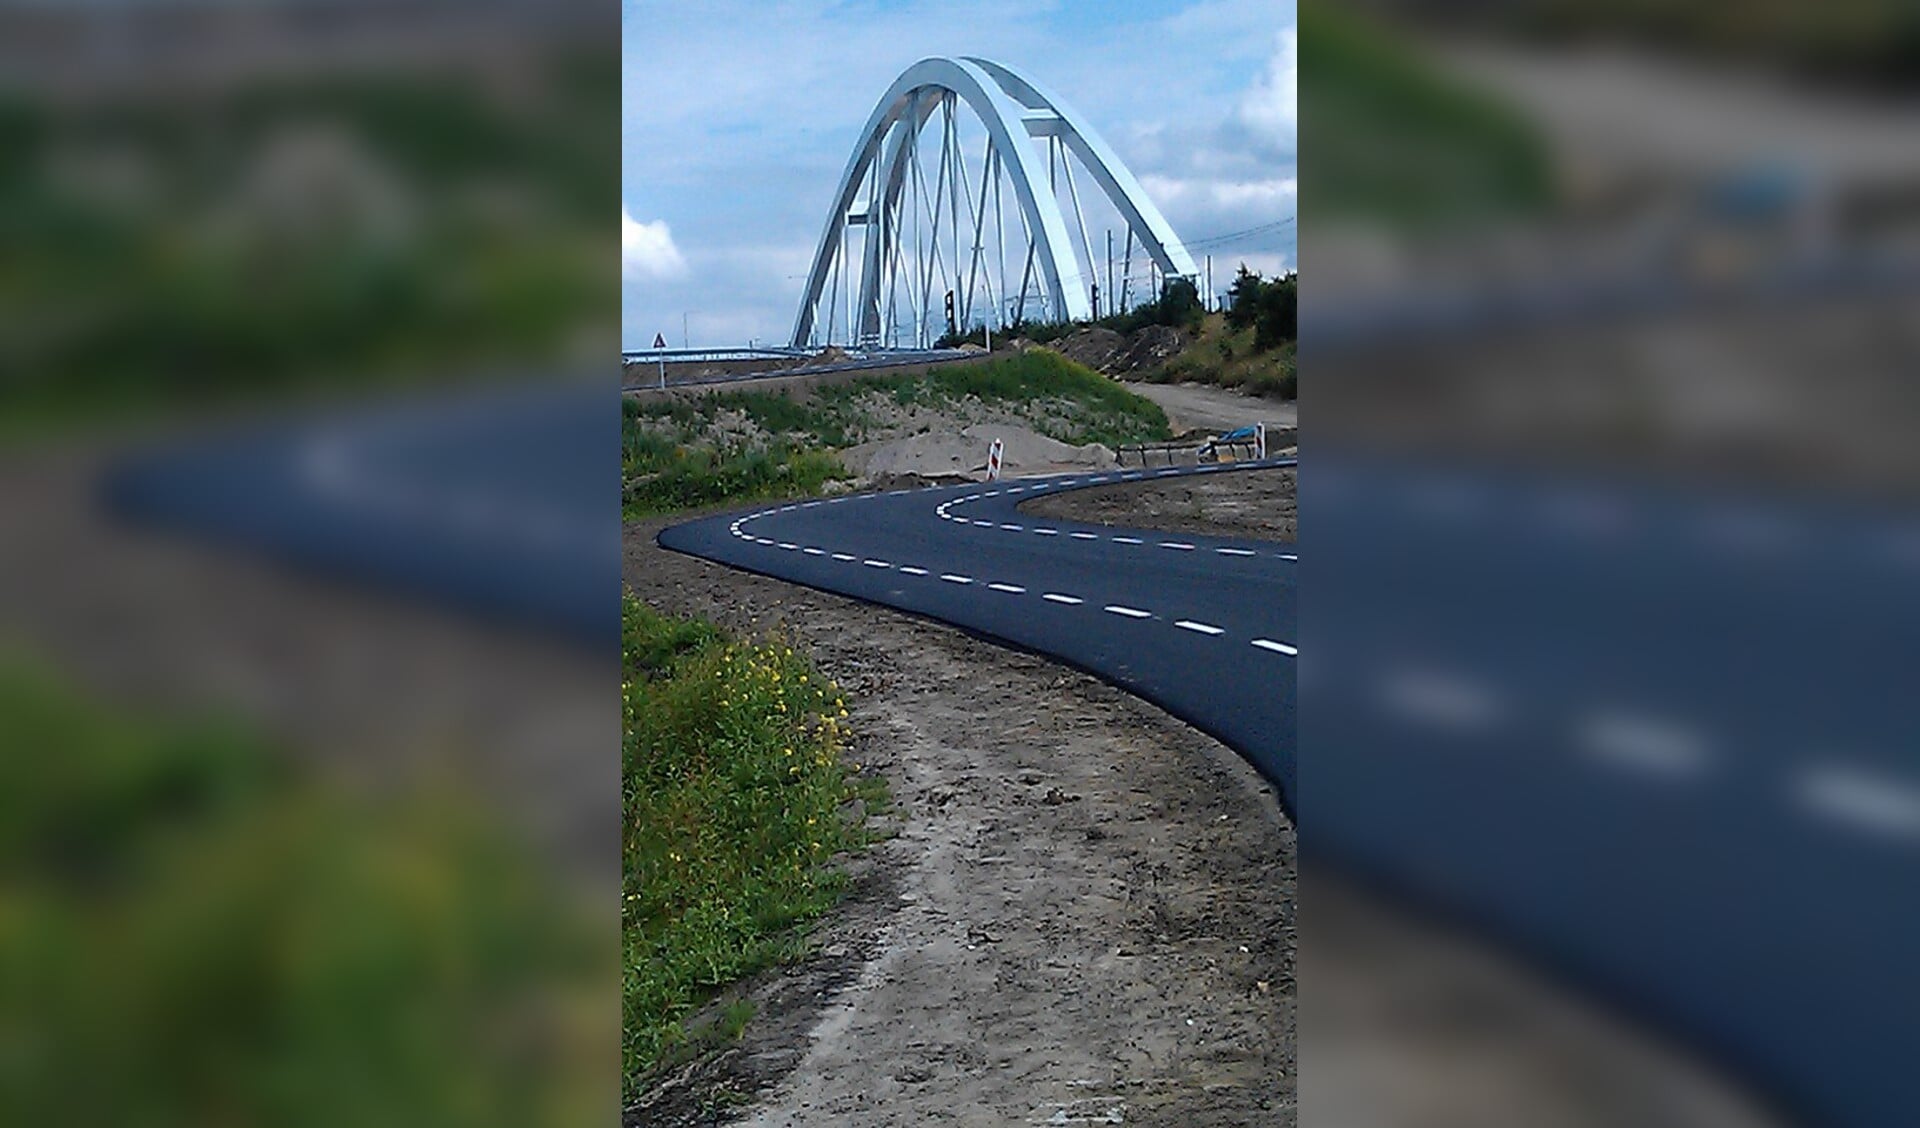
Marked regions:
[622,596,863,1096]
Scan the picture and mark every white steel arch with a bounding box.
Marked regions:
[791,56,1197,349]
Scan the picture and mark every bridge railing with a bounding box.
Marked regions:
[619,346,814,364]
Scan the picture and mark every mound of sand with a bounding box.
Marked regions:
[840,423,1117,481]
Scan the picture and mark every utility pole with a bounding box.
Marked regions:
[1206,255,1214,312]
[682,312,689,348]
[1106,229,1114,321]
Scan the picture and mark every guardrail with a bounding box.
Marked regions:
[622,348,981,393]
[619,346,813,364]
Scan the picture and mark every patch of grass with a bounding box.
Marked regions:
[623,440,849,519]
[0,49,618,439]
[623,596,867,1100]
[620,351,1168,517]
[0,656,611,1127]
[1145,315,1297,401]
[1302,0,1552,226]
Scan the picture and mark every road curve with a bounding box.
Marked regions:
[657,460,1299,808]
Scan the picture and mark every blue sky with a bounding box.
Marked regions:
[623,0,1296,348]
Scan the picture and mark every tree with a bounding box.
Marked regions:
[1226,265,1264,331]
[1254,272,1297,351]
[1156,276,1204,332]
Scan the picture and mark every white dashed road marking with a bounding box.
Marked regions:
[1104,605,1153,619]
[988,582,1026,594]
[1380,670,1503,730]
[900,566,929,576]
[1161,542,1196,551]
[1217,547,1256,557]
[1175,619,1225,636]
[803,547,825,556]
[1579,711,1712,778]
[1113,536,1143,545]
[1251,639,1297,655]
[831,552,856,561]
[1797,765,1920,839]
[1070,532,1098,540]
[864,559,891,568]
[1043,593,1084,605]
[941,573,974,584]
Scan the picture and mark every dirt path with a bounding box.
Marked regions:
[625,514,1297,1127]
[1119,381,1296,436]
[0,446,616,882]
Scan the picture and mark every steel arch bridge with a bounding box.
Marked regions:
[791,56,1198,349]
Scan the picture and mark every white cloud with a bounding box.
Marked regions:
[1142,174,1297,210]
[1239,28,1296,141]
[622,207,686,280]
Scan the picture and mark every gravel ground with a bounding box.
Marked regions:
[625,513,1297,1128]
[1020,466,1297,543]
[1119,381,1296,437]
[0,446,617,882]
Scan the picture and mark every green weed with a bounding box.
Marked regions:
[623,596,868,1100]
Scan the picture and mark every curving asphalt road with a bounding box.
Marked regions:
[1311,452,1920,1127]
[657,459,1299,808]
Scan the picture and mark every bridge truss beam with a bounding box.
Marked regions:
[791,56,1198,349]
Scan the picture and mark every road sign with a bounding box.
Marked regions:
[653,332,667,349]
[986,437,1004,481]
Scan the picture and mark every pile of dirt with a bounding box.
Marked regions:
[839,423,1116,482]
[1046,326,1129,372]
[1119,324,1188,369]
[1042,323,1191,377]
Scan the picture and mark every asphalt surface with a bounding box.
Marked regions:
[657,460,1300,807]
[106,374,1919,1125]
[103,379,621,646]
[1310,452,1920,1128]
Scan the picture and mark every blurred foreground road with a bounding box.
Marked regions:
[1309,451,1920,1126]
